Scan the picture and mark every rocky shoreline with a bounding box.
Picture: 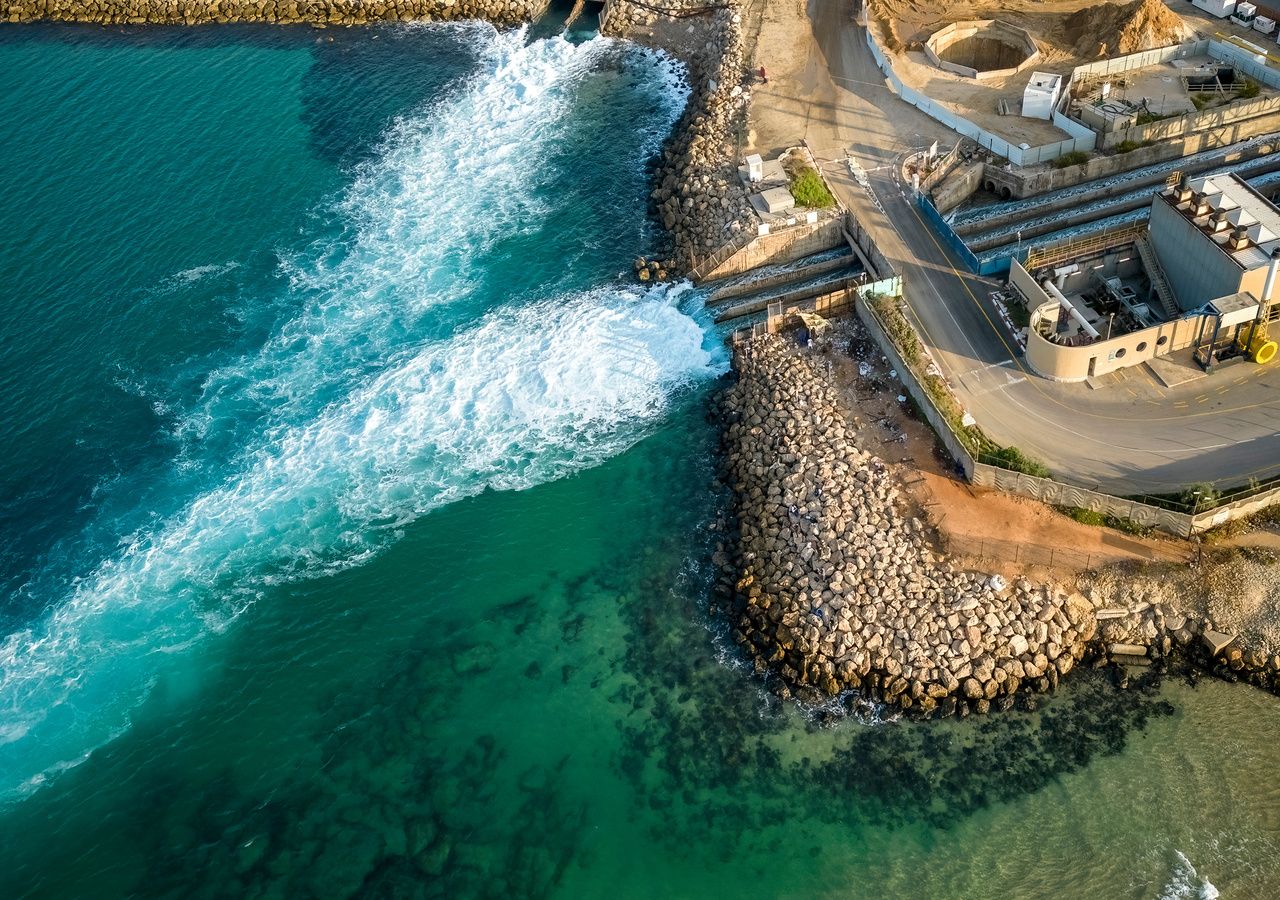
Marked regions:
[714,332,1097,716]
[714,327,1280,715]
[3,0,548,25]
[600,0,753,276]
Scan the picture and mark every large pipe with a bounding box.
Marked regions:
[1263,246,1280,303]
[1043,279,1101,339]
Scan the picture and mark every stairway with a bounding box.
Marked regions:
[1134,234,1182,321]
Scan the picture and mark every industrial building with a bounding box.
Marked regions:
[1150,171,1280,311]
[1007,171,1280,381]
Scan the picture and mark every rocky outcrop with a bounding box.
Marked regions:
[602,1,753,275]
[3,0,548,25]
[716,334,1096,715]
[1083,567,1280,696]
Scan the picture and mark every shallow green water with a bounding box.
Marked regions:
[0,21,1277,900]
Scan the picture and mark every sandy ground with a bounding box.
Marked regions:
[813,323,1193,578]
[894,51,1075,145]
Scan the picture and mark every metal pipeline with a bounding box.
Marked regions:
[1043,279,1101,339]
[1263,246,1280,302]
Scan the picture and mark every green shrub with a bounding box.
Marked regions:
[1059,506,1106,527]
[1236,79,1261,99]
[1180,482,1221,510]
[986,446,1051,478]
[789,167,835,208]
[1052,150,1090,169]
[1114,140,1143,154]
[1104,514,1152,536]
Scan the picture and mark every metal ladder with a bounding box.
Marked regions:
[1134,234,1182,320]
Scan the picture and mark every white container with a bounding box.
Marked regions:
[1192,0,1237,18]
[745,154,764,183]
[1255,14,1276,33]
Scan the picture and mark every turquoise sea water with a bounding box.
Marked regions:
[1,21,1279,899]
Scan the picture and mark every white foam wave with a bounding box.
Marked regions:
[1160,850,1220,900]
[179,26,687,446]
[0,26,699,802]
[0,281,720,799]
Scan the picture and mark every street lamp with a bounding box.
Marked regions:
[1106,312,1115,341]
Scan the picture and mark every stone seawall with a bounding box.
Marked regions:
[601,0,753,275]
[4,0,547,26]
[716,333,1096,716]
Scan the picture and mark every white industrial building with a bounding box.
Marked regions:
[1021,72,1062,120]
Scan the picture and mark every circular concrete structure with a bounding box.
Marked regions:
[924,20,1040,80]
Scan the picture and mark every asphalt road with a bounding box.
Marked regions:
[749,0,1280,494]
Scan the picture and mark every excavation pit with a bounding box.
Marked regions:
[925,20,1040,80]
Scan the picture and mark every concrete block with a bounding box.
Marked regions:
[1202,629,1236,656]
[1109,642,1148,657]
[761,187,796,214]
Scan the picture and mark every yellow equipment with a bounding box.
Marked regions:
[1238,327,1278,364]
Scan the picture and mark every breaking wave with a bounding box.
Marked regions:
[0,25,714,802]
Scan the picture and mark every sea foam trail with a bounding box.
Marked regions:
[180,24,687,448]
[1160,850,1220,900]
[0,26,709,802]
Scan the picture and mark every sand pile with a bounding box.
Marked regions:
[1062,0,1194,59]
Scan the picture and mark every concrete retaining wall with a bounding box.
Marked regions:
[932,160,985,212]
[703,216,847,281]
[971,466,1194,534]
[1101,97,1280,150]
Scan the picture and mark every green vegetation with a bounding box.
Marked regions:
[1236,79,1261,100]
[789,166,835,208]
[1060,506,1106,527]
[1112,139,1154,154]
[1134,111,1174,126]
[1003,299,1034,330]
[1180,482,1221,510]
[1052,150,1090,169]
[1056,506,1154,536]
[984,446,1052,478]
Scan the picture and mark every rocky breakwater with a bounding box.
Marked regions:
[1082,558,1280,697]
[716,334,1098,715]
[602,0,753,276]
[4,0,547,25]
